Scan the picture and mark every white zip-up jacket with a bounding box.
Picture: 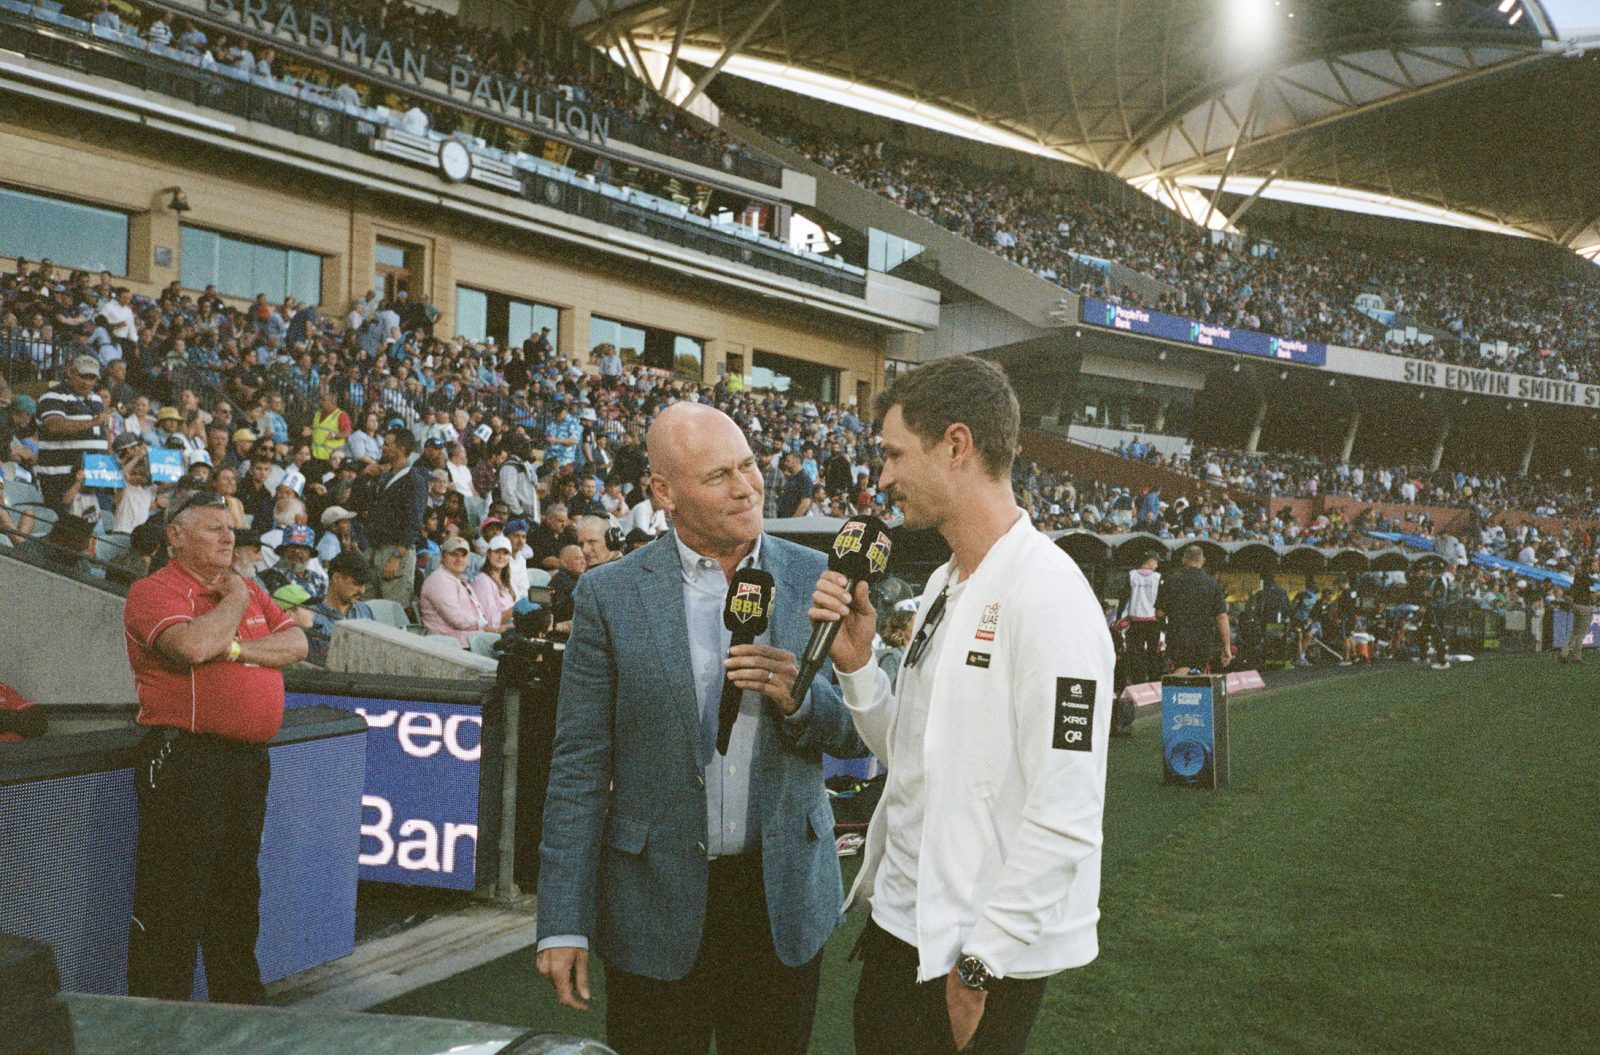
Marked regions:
[837,514,1113,981]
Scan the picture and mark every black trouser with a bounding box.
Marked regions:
[1167,636,1214,674]
[604,854,821,1055]
[127,728,271,1003]
[1125,620,1162,683]
[1424,611,1448,664]
[853,919,1048,1055]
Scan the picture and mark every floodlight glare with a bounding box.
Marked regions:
[1223,0,1278,56]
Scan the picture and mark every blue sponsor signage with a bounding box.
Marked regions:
[148,447,185,483]
[288,691,483,890]
[1081,296,1327,367]
[81,453,124,489]
[1160,674,1230,789]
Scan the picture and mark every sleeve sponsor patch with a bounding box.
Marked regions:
[1053,677,1096,752]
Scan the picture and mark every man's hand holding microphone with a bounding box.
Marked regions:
[803,516,893,681]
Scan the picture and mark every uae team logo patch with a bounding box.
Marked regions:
[1053,678,1096,751]
[975,603,1000,642]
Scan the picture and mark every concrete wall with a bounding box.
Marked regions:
[0,557,134,704]
[326,621,498,681]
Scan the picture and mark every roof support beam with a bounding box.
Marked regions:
[678,0,785,111]
[659,0,695,94]
[1203,76,1263,230]
[1225,139,1311,227]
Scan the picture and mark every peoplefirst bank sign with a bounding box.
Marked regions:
[204,0,611,144]
[1401,359,1600,409]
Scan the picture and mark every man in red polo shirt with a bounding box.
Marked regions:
[122,488,307,1003]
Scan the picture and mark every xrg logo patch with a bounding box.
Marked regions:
[975,603,1001,642]
[1053,678,1095,752]
[728,581,768,624]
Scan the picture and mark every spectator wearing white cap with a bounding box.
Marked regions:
[317,505,361,563]
[472,535,517,635]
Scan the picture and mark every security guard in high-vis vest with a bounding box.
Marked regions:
[309,391,350,461]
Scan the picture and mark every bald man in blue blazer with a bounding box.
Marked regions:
[536,403,869,1055]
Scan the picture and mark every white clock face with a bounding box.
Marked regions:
[439,140,470,183]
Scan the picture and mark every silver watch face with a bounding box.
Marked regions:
[438,140,471,183]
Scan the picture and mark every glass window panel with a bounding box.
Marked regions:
[456,287,488,343]
[179,227,217,292]
[751,350,839,403]
[251,241,286,302]
[0,186,129,274]
[673,335,703,380]
[507,301,534,350]
[593,315,646,364]
[181,225,321,304]
[287,251,322,307]
[374,241,407,267]
[531,303,559,348]
[215,234,254,300]
[460,286,560,349]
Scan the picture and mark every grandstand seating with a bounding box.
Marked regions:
[730,102,1600,386]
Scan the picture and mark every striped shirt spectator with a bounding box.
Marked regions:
[36,355,109,509]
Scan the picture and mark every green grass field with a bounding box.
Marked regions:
[376,655,1600,1053]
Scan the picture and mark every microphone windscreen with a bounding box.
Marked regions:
[723,567,776,636]
[826,517,893,583]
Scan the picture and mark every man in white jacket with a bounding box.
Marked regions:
[811,355,1113,1054]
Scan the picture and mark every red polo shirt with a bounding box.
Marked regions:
[123,561,296,743]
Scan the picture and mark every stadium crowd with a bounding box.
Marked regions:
[734,105,1600,386]
[24,0,759,176]
[1109,439,1600,524]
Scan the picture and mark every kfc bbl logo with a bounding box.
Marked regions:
[833,521,865,561]
[729,581,767,624]
[866,531,891,577]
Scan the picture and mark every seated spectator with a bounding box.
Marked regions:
[503,518,533,599]
[228,528,263,587]
[18,512,95,577]
[305,552,375,664]
[547,541,585,630]
[261,524,328,601]
[420,536,488,645]
[271,583,317,634]
[471,536,517,635]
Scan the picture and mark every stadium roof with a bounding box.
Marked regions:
[557,0,1600,250]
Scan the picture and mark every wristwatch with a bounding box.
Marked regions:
[227,639,243,663]
[956,955,995,992]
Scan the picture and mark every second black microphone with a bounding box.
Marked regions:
[718,567,776,755]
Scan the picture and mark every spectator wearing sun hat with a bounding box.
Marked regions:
[260,524,327,601]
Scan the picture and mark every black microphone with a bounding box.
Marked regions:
[718,567,776,755]
[0,705,48,739]
[792,516,893,704]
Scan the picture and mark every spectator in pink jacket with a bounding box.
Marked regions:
[471,535,516,635]
[419,537,486,645]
